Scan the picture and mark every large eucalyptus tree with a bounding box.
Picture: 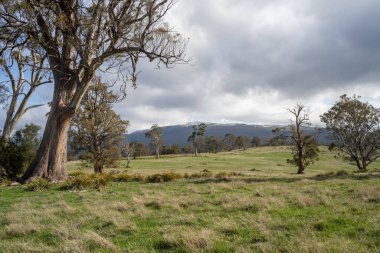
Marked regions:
[0,0,187,181]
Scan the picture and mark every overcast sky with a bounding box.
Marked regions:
[1,0,380,133]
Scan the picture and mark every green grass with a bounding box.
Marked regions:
[0,147,379,252]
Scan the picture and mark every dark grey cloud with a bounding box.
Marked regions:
[2,0,380,132]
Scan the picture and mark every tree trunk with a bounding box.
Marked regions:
[94,162,103,174]
[1,97,17,140]
[21,107,74,182]
[297,165,304,174]
[1,119,15,140]
[355,159,367,172]
[156,146,160,159]
[194,147,198,156]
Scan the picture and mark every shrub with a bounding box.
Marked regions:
[25,178,53,192]
[112,173,132,182]
[215,172,228,178]
[146,172,182,183]
[0,124,41,180]
[60,173,110,191]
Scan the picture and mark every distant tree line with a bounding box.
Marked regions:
[0,92,379,182]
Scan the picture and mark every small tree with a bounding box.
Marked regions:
[122,143,134,169]
[205,136,224,153]
[129,141,150,159]
[145,124,164,159]
[188,123,207,156]
[320,95,380,172]
[224,133,237,151]
[251,136,261,147]
[287,104,319,174]
[70,79,129,173]
[236,135,250,150]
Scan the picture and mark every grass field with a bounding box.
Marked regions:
[0,147,379,252]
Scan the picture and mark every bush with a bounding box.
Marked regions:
[146,172,182,183]
[60,173,110,191]
[112,173,132,182]
[110,172,145,182]
[25,178,53,192]
[0,124,41,180]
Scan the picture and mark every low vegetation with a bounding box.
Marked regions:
[1,147,379,252]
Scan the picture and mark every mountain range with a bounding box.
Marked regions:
[126,123,330,147]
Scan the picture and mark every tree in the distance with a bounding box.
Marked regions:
[205,136,224,153]
[236,135,250,150]
[287,104,319,174]
[70,79,129,174]
[251,136,261,147]
[145,124,164,159]
[0,1,187,181]
[224,133,237,151]
[129,141,150,159]
[320,95,380,172]
[188,123,207,156]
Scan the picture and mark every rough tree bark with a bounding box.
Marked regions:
[22,101,73,181]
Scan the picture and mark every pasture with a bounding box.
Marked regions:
[0,147,379,252]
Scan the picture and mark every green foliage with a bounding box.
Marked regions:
[129,141,150,159]
[205,136,224,153]
[60,173,111,191]
[224,133,237,151]
[188,123,207,155]
[111,172,144,182]
[161,144,181,155]
[145,124,164,158]
[251,136,261,147]
[278,104,321,174]
[0,124,40,179]
[70,78,129,173]
[235,135,250,150]
[321,94,380,171]
[287,136,320,170]
[146,172,182,183]
[25,178,52,192]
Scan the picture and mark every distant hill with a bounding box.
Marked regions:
[126,123,330,147]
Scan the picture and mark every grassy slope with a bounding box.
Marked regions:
[0,147,379,253]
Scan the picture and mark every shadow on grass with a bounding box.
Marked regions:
[191,172,380,184]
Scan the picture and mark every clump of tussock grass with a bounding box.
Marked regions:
[146,172,182,183]
[354,185,380,203]
[59,173,110,191]
[111,173,145,182]
[25,178,53,192]
[83,231,117,251]
[145,200,163,209]
[183,229,216,251]
[56,171,246,191]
